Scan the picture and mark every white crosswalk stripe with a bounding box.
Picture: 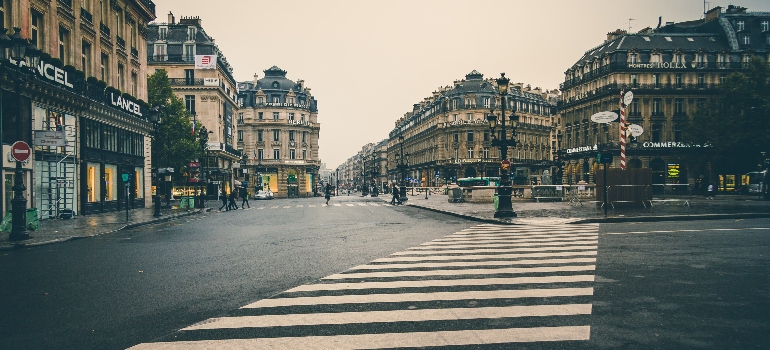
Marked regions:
[129,223,599,349]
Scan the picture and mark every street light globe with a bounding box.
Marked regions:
[496,73,510,95]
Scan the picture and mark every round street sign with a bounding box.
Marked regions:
[629,124,644,136]
[623,91,634,105]
[11,141,31,162]
[590,111,618,124]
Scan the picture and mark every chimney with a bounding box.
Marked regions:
[168,11,175,25]
[253,73,258,85]
[606,29,627,42]
[179,16,202,27]
[705,6,722,22]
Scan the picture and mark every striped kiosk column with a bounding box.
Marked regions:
[619,90,627,170]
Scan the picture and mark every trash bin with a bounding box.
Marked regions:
[494,193,499,211]
[450,188,464,203]
[180,196,189,209]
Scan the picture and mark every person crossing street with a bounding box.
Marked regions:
[240,186,250,208]
[391,184,402,205]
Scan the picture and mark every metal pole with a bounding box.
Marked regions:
[603,162,608,216]
[10,160,29,240]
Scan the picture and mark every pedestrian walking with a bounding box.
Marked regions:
[240,186,250,208]
[707,183,715,199]
[391,185,402,205]
[219,190,228,211]
[325,183,332,205]
[228,190,239,210]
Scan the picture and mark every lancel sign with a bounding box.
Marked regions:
[108,92,143,117]
[11,57,75,89]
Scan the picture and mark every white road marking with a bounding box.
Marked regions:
[183,304,592,330]
[323,265,596,280]
[605,227,770,235]
[375,251,597,262]
[285,275,596,292]
[242,287,594,308]
[349,258,597,270]
[392,245,598,255]
[129,326,591,349]
[407,240,599,250]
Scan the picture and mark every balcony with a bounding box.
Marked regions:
[560,61,748,90]
[57,0,73,11]
[148,54,195,63]
[100,22,111,39]
[131,47,139,59]
[116,35,125,50]
[80,8,93,25]
[169,78,204,86]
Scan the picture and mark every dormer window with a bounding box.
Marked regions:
[651,54,661,63]
[736,20,745,31]
[158,26,167,40]
[272,81,279,88]
[762,21,769,32]
[629,53,639,64]
[742,35,751,45]
[187,26,196,41]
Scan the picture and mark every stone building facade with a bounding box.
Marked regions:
[558,5,770,192]
[387,70,559,188]
[1,0,156,219]
[237,66,320,198]
[146,13,241,198]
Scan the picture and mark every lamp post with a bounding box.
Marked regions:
[361,158,368,196]
[196,126,210,208]
[397,135,409,203]
[5,28,40,241]
[370,153,378,197]
[150,106,165,217]
[486,73,518,218]
[335,168,339,196]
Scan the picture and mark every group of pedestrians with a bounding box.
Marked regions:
[219,186,251,211]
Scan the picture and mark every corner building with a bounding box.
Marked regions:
[147,14,241,198]
[2,0,156,219]
[388,70,558,187]
[237,66,320,198]
[559,5,769,191]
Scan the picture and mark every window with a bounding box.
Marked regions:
[0,0,9,32]
[30,9,44,49]
[629,53,638,63]
[184,44,194,61]
[453,132,459,142]
[483,147,489,159]
[465,98,473,108]
[187,26,196,41]
[272,95,280,103]
[158,26,167,40]
[237,130,243,142]
[58,26,70,64]
[288,113,294,121]
[184,69,194,85]
[452,99,458,110]
[258,112,263,120]
[81,40,92,74]
[467,148,474,158]
[153,44,166,61]
[742,35,751,46]
[483,97,490,108]
[762,21,769,32]
[697,73,706,86]
[302,131,306,142]
[630,74,638,85]
[301,114,305,121]
[674,123,683,142]
[131,72,137,96]
[257,130,263,142]
[184,95,195,114]
[100,53,109,81]
[467,131,474,142]
[651,123,662,142]
[452,114,458,122]
[675,73,683,87]
[674,54,683,63]
[720,74,726,84]
[652,99,663,116]
[273,148,280,160]
[289,130,295,141]
[104,164,117,201]
[273,112,279,120]
[238,113,244,124]
[289,149,296,160]
[453,148,458,160]
[302,149,307,159]
[736,20,745,31]
[257,149,263,160]
[652,73,660,87]
[674,99,684,116]
[86,163,101,202]
[273,129,279,141]
[483,130,489,141]
[117,63,124,91]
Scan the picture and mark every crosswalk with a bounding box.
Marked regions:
[129,223,599,349]
[217,202,394,212]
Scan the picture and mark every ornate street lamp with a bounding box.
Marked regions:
[486,73,518,218]
[370,153,378,197]
[397,135,409,203]
[6,28,40,241]
[196,126,211,208]
[335,168,339,196]
[554,130,564,185]
[150,106,165,217]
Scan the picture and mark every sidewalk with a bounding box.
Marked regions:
[0,206,209,250]
[396,192,770,225]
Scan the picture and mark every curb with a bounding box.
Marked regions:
[406,203,770,225]
[1,208,211,250]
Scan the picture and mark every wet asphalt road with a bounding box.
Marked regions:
[1,197,768,349]
[0,196,473,349]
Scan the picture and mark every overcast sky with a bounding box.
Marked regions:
[153,0,769,169]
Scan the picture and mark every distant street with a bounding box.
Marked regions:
[1,200,769,349]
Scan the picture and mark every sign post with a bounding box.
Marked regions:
[9,141,31,241]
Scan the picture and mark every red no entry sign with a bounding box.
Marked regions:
[11,141,31,162]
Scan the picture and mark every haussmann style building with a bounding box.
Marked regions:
[558,5,769,193]
[236,66,320,198]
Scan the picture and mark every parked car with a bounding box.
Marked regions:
[254,190,274,200]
